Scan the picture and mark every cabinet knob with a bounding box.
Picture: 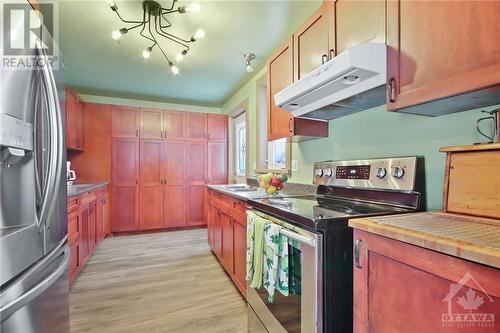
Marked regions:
[354,239,363,269]
[329,48,335,59]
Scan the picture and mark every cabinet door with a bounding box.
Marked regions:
[213,207,222,259]
[268,38,294,141]
[164,140,186,228]
[207,114,228,142]
[386,1,500,112]
[164,111,185,140]
[207,200,213,249]
[88,202,97,253]
[102,194,110,236]
[185,113,207,141]
[79,206,90,265]
[335,0,385,54]
[111,138,139,232]
[66,88,77,149]
[353,229,500,333]
[232,213,247,295]
[140,108,163,139]
[220,212,233,273]
[75,98,84,150]
[139,139,164,230]
[186,185,206,226]
[294,2,332,81]
[207,142,227,185]
[111,106,139,138]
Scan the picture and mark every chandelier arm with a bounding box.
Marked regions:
[138,9,155,43]
[127,22,146,32]
[160,13,172,28]
[149,16,172,64]
[154,18,191,51]
[156,22,193,44]
[114,10,144,24]
[162,0,178,12]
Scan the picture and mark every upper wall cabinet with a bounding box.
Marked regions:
[164,111,186,140]
[140,108,163,139]
[386,1,500,115]
[207,114,228,142]
[112,106,140,138]
[334,0,385,54]
[66,87,84,151]
[186,113,208,141]
[294,2,334,81]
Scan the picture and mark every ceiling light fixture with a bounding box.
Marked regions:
[106,0,204,74]
[244,53,256,73]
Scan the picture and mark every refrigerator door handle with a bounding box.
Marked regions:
[0,246,69,320]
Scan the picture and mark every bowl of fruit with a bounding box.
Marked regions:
[259,173,288,194]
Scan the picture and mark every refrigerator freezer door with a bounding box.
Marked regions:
[0,241,69,333]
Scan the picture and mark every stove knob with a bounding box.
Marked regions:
[324,168,333,177]
[391,166,405,179]
[375,167,387,179]
[314,169,324,177]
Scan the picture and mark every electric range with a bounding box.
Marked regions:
[247,157,425,333]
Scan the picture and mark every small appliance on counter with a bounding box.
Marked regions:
[247,157,425,333]
[67,161,76,185]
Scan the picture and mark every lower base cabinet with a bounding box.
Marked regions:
[353,229,500,333]
[68,185,110,285]
[206,189,247,298]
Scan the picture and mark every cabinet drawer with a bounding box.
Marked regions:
[80,191,97,205]
[212,192,233,209]
[96,186,108,196]
[232,200,248,217]
[67,197,79,213]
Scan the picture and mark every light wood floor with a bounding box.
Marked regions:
[70,229,248,333]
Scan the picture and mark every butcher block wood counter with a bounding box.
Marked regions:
[349,212,500,269]
[349,143,500,333]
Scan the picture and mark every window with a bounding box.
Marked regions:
[234,112,247,177]
[256,76,290,172]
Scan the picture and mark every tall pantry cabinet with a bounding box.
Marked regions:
[111,107,228,232]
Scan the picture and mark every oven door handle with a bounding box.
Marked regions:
[280,228,316,247]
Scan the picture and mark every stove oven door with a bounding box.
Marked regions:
[247,212,323,333]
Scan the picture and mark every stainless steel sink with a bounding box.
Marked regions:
[221,184,259,192]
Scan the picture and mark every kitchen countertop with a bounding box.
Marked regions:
[349,212,500,269]
[207,183,316,202]
[67,181,109,198]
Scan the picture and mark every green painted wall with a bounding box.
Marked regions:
[222,67,499,211]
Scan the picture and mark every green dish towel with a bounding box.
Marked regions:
[246,211,268,289]
[263,223,289,303]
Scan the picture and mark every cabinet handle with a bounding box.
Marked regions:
[135,179,138,185]
[354,239,363,269]
[329,48,335,59]
[321,54,328,65]
[388,78,396,103]
[136,129,139,137]
[288,117,293,133]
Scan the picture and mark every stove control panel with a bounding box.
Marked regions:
[313,157,420,192]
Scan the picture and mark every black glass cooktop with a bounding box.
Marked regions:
[250,195,412,230]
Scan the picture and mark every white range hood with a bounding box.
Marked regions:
[274,43,387,120]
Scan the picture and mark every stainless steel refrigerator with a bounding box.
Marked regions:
[0,1,70,332]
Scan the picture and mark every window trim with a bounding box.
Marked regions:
[228,98,250,182]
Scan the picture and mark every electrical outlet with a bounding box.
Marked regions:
[291,160,299,172]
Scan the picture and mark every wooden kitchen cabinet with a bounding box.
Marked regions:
[334,0,385,54]
[66,87,84,151]
[185,113,208,141]
[164,140,187,228]
[293,2,333,81]
[206,189,248,298]
[79,204,90,266]
[139,139,164,230]
[353,229,500,333]
[68,209,82,284]
[140,108,163,139]
[186,142,207,226]
[96,189,110,239]
[112,106,140,138]
[232,212,247,295]
[207,114,228,142]
[164,111,186,140]
[386,1,500,115]
[268,38,295,141]
[268,38,329,141]
[111,138,140,232]
[207,142,228,185]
